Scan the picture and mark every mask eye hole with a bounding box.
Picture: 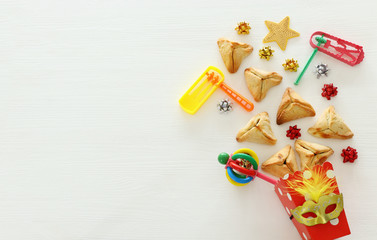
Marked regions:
[302,212,317,219]
[325,204,337,214]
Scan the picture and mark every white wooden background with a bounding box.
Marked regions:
[1,0,376,239]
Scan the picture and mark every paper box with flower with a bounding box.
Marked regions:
[275,162,351,240]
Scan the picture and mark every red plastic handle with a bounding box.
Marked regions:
[229,160,257,177]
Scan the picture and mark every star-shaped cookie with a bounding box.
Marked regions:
[263,16,300,51]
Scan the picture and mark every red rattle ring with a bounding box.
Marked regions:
[229,160,257,177]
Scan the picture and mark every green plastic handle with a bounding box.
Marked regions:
[294,48,318,85]
[294,35,326,85]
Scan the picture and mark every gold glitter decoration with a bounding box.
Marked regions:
[235,22,251,35]
[259,46,274,60]
[282,58,299,72]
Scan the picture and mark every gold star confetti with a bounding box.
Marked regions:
[259,46,274,60]
[235,22,251,35]
[263,16,299,51]
[283,59,299,72]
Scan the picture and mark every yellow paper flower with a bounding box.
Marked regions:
[283,58,299,72]
[235,22,251,35]
[259,46,274,60]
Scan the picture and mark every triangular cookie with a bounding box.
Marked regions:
[294,139,334,169]
[244,67,283,102]
[217,38,253,73]
[308,106,353,139]
[276,87,316,125]
[261,145,298,178]
[236,112,277,145]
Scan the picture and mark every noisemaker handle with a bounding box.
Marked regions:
[219,83,254,112]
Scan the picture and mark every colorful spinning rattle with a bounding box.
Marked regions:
[179,66,254,114]
[295,31,364,85]
[218,148,351,240]
[218,148,277,186]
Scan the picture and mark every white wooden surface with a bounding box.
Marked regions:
[0,0,377,239]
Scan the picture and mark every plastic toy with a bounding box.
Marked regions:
[218,148,277,186]
[179,66,254,114]
[295,31,364,85]
[218,148,351,240]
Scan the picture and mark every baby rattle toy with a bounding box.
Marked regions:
[295,31,364,85]
[218,148,351,240]
[179,66,254,114]
[218,148,277,185]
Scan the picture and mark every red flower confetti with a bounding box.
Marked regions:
[341,146,358,163]
[321,83,338,100]
[286,125,301,140]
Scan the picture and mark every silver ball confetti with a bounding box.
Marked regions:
[217,99,233,113]
[315,63,329,79]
